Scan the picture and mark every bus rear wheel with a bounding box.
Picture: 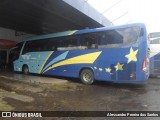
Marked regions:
[80,69,94,85]
[22,65,29,75]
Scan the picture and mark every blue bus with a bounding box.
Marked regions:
[148,32,160,77]
[12,23,149,84]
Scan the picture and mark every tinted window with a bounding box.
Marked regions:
[57,36,81,51]
[22,36,81,52]
[57,34,98,51]
[21,26,141,52]
[22,39,56,54]
[80,33,98,49]
[46,39,57,51]
[10,42,23,60]
[98,27,140,48]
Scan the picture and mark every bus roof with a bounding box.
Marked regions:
[25,23,145,41]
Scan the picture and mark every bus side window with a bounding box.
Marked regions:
[57,36,81,51]
[22,41,35,54]
[57,38,67,51]
[45,39,57,51]
[98,32,110,48]
[80,34,97,49]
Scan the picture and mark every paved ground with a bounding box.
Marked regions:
[0,71,160,120]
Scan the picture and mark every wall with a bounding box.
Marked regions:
[0,27,34,42]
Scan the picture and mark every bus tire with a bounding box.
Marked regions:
[80,69,94,85]
[22,65,29,75]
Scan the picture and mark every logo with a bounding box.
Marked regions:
[2,112,11,117]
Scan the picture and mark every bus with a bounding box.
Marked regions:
[148,32,160,77]
[12,23,149,84]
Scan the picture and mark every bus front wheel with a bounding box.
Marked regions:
[22,65,29,75]
[80,69,94,85]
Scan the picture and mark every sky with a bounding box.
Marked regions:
[87,0,160,33]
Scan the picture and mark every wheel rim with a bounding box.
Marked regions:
[83,72,92,82]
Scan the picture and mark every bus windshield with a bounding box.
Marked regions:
[9,42,23,61]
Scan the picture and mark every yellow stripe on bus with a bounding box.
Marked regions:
[68,30,78,35]
[44,51,102,73]
[39,51,54,73]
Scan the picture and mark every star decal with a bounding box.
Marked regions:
[99,68,103,71]
[105,68,111,73]
[115,62,124,71]
[94,67,97,70]
[125,48,138,63]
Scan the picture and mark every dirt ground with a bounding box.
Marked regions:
[0,73,160,120]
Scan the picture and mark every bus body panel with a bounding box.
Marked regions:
[13,23,149,83]
[14,47,147,82]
